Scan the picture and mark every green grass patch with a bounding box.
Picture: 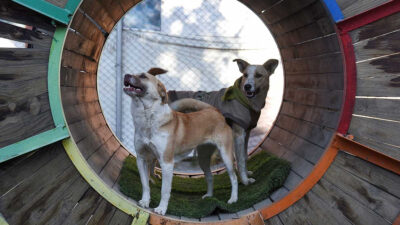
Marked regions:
[119,151,290,218]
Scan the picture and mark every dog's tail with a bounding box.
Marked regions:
[170,98,213,112]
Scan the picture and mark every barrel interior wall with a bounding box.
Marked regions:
[0,1,56,148]
[61,0,344,220]
[248,0,344,194]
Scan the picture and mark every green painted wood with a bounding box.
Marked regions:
[12,0,81,25]
[0,126,69,162]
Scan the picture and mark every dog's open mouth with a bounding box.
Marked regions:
[124,81,144,94]
[246,91,255,98]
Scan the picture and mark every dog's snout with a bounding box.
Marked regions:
[244,84,252,91]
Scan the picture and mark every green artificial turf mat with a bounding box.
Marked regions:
[119,151,291,218]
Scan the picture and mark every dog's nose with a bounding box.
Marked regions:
[244,84,252,91]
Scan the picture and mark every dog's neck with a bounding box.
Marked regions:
[131,97,173,129]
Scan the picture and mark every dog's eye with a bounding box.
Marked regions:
[243,73,248,78]
[139,74,147,79]
[255,73,262,78]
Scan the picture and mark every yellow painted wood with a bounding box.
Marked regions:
[0,213,9,225]
[62,138,149,225]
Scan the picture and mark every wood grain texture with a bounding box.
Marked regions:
[79,0,115,33]
[280,101,341,129]
[350,12,400,43]
[280,34,340,59]
[349,116,400,160]
[353,98,400,121]
[284,89,343,110]
[356,54,400,97]
[238,0,280,15]
[285,73,343,90]
[0,0,55,32]
[336,0,390,19]
[311,179,391,225]
[354,29,400,62]
[323,164,400,222]
[284,53,343,74]
[261,0,316,25]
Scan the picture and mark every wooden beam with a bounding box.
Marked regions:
[333,134,400,175]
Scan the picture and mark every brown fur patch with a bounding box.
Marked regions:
[157,82,168,104]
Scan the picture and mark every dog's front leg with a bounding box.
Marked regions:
[137,157,151,208]
[154,162,173,215]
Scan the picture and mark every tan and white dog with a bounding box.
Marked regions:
[123,68,238,215]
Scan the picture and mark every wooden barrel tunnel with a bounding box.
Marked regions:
[1,0,400,224]
[62,0,345,220]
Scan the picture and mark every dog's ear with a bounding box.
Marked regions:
[157,82,168,104]
[263,59,279,75]
[147,67,168,76]
[233,59,249,73]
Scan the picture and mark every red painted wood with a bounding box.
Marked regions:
[337,0,400,33]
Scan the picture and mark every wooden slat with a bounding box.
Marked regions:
[0,94,53,148]
[0,145,74,223]
[62,188,104,225]
[60,67,96,88]
[280,101,341,129]
[79,0,115,33]
[334,151,400,198]
[87,136,121,174]
[275,115,335,148]
[312,178,391,225]
[354,29,400,62]
[283,53,343,74]
[280,34,340,59]
[64,30,99,61]
[268,127,325,164]
[277,191,352,225]
[349,116,400,160]
[107,209,132,225]
[70,10,106,45]
[0,0,55,32]
[118,0,142,12]
[275,18,335,48]
[336,0,390,19]
[97,0,126,22]
[62,50,97,73]
[238,0,281,15]
[264,215,284,225]
[323,164,400,222]
[99,147,129,187]
[86,199,118,225]
[350,12,400,43]
[284,89,343,110]
[261,0,316,25]
[0,21,52,48]
[285,73,343,90]
[0,48,49,66]
[267,1,328,36]
[354,98,400,121]
[356,54,400,97]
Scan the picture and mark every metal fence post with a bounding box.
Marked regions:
[116,21,123,140]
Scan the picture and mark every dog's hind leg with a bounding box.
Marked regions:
[197,144,215,199]
[137,156,151,208]
[216,134,238,204]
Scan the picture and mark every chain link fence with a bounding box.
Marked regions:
[98,0,283,171]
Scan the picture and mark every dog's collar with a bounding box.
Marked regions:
[221,78,256,111]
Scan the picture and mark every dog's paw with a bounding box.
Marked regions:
[247,170,253,176]
[154,206,167,215]
[139,199,150,208]
[227,196,238,204]
[202,193,213,199]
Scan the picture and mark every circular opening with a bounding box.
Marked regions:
[61,0,344,221]
[97,0,283,174]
